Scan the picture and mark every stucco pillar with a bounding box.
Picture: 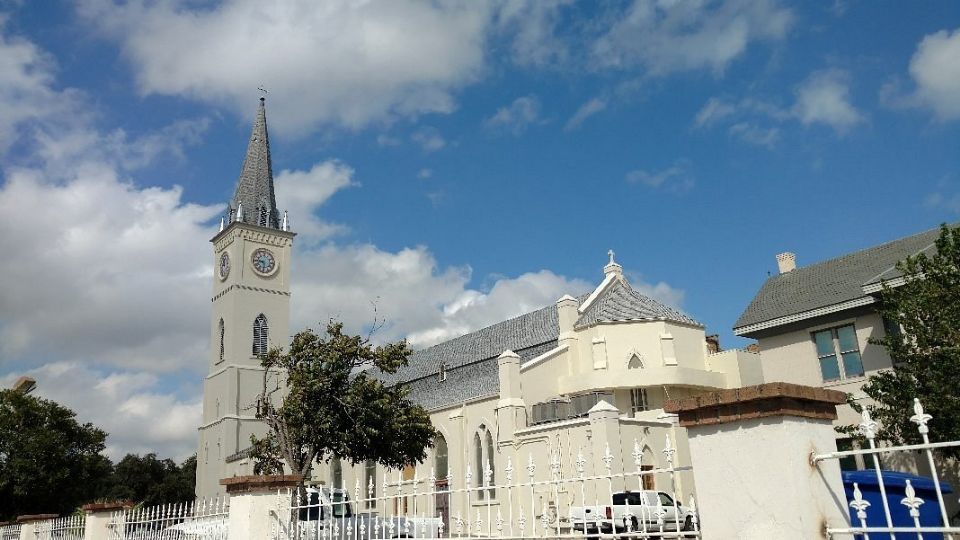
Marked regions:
[556,295,580,375]
[497,350,527,439]
[221,475,302,540]
[587,400,626,495]
[16,514,57,540]
[664,382,848,540]
[81,502,132,540]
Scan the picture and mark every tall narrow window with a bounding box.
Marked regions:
[473,432,484,500]
[218,318,225,363]
[484,430,496,499]
[438,362,447,382]
[331,458,342,489]
[253,314,269,356]
[364,460,377,509]
[258,207,268,227]
[435,434,449,480]
[630,388,649,414]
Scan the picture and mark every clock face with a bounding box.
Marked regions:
[218,252,230,280]
[251,248,277,275]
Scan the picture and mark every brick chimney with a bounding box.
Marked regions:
[776,252,796,274]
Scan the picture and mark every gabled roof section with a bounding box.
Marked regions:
[227,98,280,229]
[575,278,700,328]
[733,226,942,335]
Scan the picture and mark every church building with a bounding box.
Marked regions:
[196,100,764,524]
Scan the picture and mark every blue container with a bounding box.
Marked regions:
[842,470,953,539]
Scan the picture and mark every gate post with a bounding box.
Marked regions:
[16,515,56,540]
[81,502,131,540]
[221,475,302,540]
[664,382,848,539]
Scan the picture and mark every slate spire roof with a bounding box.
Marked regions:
[227,98,280,229]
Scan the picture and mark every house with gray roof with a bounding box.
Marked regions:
[733,225,942,464]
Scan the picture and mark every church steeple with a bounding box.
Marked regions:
[227,97,281,229]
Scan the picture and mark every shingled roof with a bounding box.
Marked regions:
[375,275,698,410]
[733,226,941,335]
[227,98,281,229]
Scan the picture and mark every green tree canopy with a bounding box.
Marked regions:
[105,453,196,506]
[251,321,438,484]
[0,389,112,520]
[845,224,960,456]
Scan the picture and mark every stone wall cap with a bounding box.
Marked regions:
[221,474,303,494]
[81,501,135,512]
[588,399,620,414]
[17,514,59,523]
[663,382,846,414]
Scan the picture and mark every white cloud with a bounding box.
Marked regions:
[274,161,356,244]
[564,98,607,132]
[417,168,433,179]
[494,0,571,67]
[626,161,694,193]
[1,363,201,460]
[79,0,494,134]
[484,95,542,135]
[907,28,960,121]
[728,122,780,148]
[694,97,736,128]
[411,127,446,152]
[792,69,863,132]
[593,0,792,75]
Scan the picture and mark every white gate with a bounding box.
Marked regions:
[813,398,960,539]
[0,524,21,540]
[106,498,229,540]
[34,515,84,540]
[271,436,700,539]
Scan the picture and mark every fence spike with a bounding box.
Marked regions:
[910,398,933,435]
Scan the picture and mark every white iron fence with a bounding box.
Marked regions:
[0,524,22,540]
[272,436,700,539]
[814,398,960,539]
[107,498,229,540]
[34,515,85,540]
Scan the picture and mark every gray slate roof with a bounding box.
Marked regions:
[575,278,700,328]
[227,98,281,229]
[733,226,941,332]
[375,278,697,410]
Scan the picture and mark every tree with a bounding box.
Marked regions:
[105,453,196,506]
[250,321,438,487]
[0,390,112,520]
[844,224,960,457]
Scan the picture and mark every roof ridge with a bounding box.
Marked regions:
[786,224,945,276]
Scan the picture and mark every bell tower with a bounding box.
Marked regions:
[196,98,295,497]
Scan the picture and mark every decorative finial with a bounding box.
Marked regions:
[257,86,268,102]
[219,216,225,232]
[282,210,289,231]
[608,249,616,265]
[236,202,244,222]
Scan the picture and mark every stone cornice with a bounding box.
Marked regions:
[221,474,302,494]
[663,382,846,428]
[82,501,134,513]
[17,514,59,523]
[212,283,291,302]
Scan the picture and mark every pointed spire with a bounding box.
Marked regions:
[226,97,281,229]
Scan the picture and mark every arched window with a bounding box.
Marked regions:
[484,430,496,498]
[253,314,268,356]
[473,432,484,500]
[218,318,225,363]
[331,458,342,489]
[628,353,643,369]
[438,362,447,382]
[434,433,449,480]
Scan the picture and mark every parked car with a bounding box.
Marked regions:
[570,490,696,535]
[291,487,443,539]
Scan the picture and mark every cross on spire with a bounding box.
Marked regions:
[608,249,616,265]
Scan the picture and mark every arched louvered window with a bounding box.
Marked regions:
[474,432,484,500]
[435,433,449,480]
[484,430,496,498]
[218,318,225,363]
[253,314,268,356]
[258,207,268,227]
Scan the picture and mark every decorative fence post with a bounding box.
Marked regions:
[15,515,56,540]
[81,502,131,540]
[221,475,301,540]
[664,382,849,539]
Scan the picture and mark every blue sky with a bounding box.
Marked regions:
[0,0,958,459]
